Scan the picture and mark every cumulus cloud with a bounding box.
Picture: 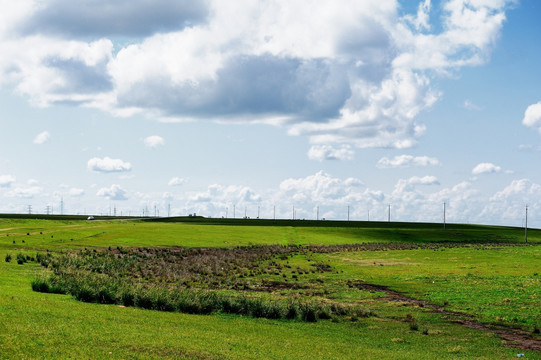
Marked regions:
[279,171,365,205]
[5,186,43,198]
[96,184,128,200]
[377,154,440,168]
[87,157,132,173]
[472,162,502,175]
[143,135,165,148]
[522,101,541,133]
[480,179,541,224]
[68,187,85,197]
[17,0,209,38]
[0,0,515,155]
[393,175,440,194]
[0,175,16,187]
[33,131,50,144]
[168,177,187,186]
[307,145,354,161]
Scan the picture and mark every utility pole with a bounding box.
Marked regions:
[168,203,171,217]
[233,205,236,219]
[60,197,64,215]
[367,209,370,222]
[46,205,50,215]
[273,205,276,220]
[226,207,228,218]
[292,206,295,220]
[388,204,391,222]
[28,205,32,215]
[257,205,260,219]
[347,205,350,221]
[443,202,446,230]
[525,205,528,243]
[317,206,319,221]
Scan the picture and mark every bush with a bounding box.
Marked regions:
[16,253,27,265]
[31,274,66,294]
[300,303,318,322]
[4,254,11,263]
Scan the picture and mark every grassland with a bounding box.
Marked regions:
[1,216,540,359]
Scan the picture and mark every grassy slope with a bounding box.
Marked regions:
[1,216,540,359]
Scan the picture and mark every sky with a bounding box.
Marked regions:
[1,0,541,227]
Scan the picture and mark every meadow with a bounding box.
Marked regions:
[1,216,540,359]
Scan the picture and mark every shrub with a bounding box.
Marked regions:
[4,254,11,262]
[31,276,51,293]
[406,313,419,331]
[300,303,318,322]
[16,253,26,265]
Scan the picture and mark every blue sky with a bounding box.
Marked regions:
[1,0,541,227]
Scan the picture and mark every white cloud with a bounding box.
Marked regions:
[168,177,187,186]
[522,101,541,133]
[377,154,440,168]
[463,100,482,111]
[472,162,502,175]
[5,186,43,198]
[69,187,85,197]
[33,131,50,144]
[481,179,541,224]
[87,157,132,173]
[0,0,514,155]
[96,184,128,200]
[143,135,165,148]
[0,175,16,187]
[279,171,365,204]
[307,145,354,161]
[393,175,440,194]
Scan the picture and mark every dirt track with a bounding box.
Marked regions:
[353,282,541,352]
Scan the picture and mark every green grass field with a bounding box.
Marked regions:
[1,216,539,359]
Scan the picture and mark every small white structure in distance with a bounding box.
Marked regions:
[87,216,95,220]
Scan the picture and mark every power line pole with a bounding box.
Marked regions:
[525,205,528,243]
[273,205,276,220]
[60,197,64,215]
[443,202,446,230]
[233,205,236,219]
[28,205,32,215]
[388,204,391,222]
[317,206,319,221]
[367,209,370,222]
[347,205,350,221]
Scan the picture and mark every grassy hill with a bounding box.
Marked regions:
[1,215,539,359]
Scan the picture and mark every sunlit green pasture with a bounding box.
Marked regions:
[1,217,540,359]
[1,218,539,251]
